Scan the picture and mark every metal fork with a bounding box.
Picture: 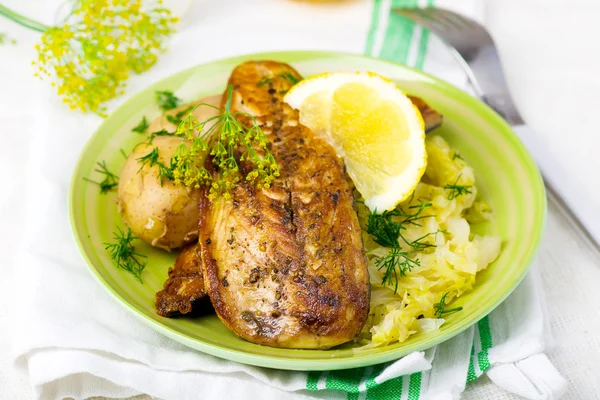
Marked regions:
[395,7,600,254]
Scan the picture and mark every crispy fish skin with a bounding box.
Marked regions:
[155,244,207,317]
[198,61,370,349]
[407,95,443,132]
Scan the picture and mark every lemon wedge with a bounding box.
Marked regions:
[284,72,426,211]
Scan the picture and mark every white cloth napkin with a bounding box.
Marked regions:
[4,0,567,399]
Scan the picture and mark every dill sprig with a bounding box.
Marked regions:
[257,76,273,87]
[444,174,472,200]
[148,129,174,143]
[256,72,300,94]
[367,201,434,248]
[434,292,463,318]
[156,90,182,112]
[170,85,280,200]
[137,147,174,185]
[132,116,149,134]
[366,200,440,293]
[375,247,421,294]
[104,227,147,283]
[279,71,300,85]
[83,160,119,194]
[278,72,300,94]
[166,105,194,126]
[366,209,403,248]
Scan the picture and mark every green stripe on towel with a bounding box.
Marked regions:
[466,316,494,383]
[467,343,478,383]
[306,370,321,391]
[348,392,359,400]
[366,375,403,400]
[365,0,383,56]
[378,11,417,64]
[365,0,422,66]
[365,364,386,390]
[325,368,365,392]
[408,372,423,399]
[414,0,434,69]
[477,316,493,371]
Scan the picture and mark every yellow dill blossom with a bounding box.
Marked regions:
[0,1,178,116]
[170,85,280,200]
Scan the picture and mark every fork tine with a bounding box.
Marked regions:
[441,9,495,44]
[396,8,462,35]
[426,8,466,31]
[436,9,482,31]
[397,7,495,47]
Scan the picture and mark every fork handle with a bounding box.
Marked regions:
[512,125,600,255]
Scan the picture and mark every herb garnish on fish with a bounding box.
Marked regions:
[170,85,280,200]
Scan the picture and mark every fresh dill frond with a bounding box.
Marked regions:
[257,76,273,87]
[166,105,194,126]
[366,202,438,293]
[120,148,128,159]
[104,227,147,283]
[279,71,300,85]
[155,90,182,112]
[170,84,280,200]
[137,148,174,185]
[366,209,403,248]
[434,292,463,318]
[444,174,472,200]
[402,229,446,252]
[452,151,463,160]
[131,116,149,134]
[376,247,420,293]
[396,200,434,227]
[257,72,299,93]
[148,129,173,142]
[83,160,119,194]
[366,201,434,247]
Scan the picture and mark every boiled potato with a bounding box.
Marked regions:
[118,136,201,251]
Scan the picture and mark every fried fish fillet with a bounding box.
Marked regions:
[155,244,207,317]
[198,61,370,348]
[408,95,443,132]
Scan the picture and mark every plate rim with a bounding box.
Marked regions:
[69,50,547,371]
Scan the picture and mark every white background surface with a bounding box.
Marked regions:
[1,0,600,399]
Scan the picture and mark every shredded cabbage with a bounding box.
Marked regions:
[357,135,501,347]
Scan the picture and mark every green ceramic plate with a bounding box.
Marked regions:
[69,51,546,371]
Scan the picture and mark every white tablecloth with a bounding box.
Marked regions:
[1,0,599,399]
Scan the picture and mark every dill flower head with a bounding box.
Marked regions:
[169,86,281,200]
[34,0,178,116]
